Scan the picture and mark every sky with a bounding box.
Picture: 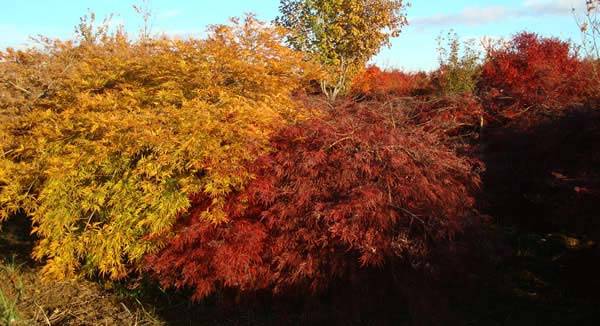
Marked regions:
[0,0,588,71]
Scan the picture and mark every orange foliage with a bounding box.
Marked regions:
[350,66,432,99]
[0,15,320,280]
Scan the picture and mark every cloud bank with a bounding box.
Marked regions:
[410,0,582,29]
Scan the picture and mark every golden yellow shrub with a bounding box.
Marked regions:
[0,15,318,279]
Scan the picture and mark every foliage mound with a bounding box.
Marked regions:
[147,101,483,300]
[399,95,484,143]
[349,69,484,150]
[350,66,432,99]
[0,16,317,280]
[478,32,586,124]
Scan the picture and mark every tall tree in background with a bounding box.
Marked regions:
[575,0,600,92]
[276,0,408,101]
[577,0,600,59]
[436,30,482,96]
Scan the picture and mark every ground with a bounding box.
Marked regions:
[2,216,600,325]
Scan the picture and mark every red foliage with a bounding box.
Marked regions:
[147,102,483,300]
[478,32,585,123]
[400,95,484,142]
[351,66,432,99]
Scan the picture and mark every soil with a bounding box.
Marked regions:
[0,217,162,326]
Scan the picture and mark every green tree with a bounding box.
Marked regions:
[276,0,408,101]
[436,30,482,95]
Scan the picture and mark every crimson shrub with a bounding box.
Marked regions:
[479,32,585,124]
[147,101,483,300]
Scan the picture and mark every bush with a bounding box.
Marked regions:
[478,32,585,124]
[147,101,483,300]
[0,15,318,280]
[434,31,482,96]
[350,66,432,99]
[398,95,484,145]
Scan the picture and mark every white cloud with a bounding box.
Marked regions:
[523,0,583,14]
[411,6,509,27]
[410,0,582,29]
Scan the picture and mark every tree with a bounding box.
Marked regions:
[276,0,409,101]
[435,31,482,96]
[574,0,600,93]
[576,0,600,59]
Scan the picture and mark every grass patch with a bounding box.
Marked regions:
[0,256,24,325]
[0,288,19,325]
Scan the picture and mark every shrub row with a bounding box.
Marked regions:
[351,32,598,127]
[1,22,599,316]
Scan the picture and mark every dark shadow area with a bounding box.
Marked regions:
[464,106,600,325]
[0,212,36,266]
[480,107,600,236]
[132,269,446,326]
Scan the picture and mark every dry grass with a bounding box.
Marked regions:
[0,218,164,326]
[0,258,165,326]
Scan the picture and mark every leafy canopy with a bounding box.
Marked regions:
[276,0,408,100]
[478,32,584,122]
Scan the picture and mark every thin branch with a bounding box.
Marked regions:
[7,81,33,95]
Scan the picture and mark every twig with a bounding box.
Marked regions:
[34,301,51,326]
[121,302,132,315]
[396,206,427,227]
[84,212,95,230]
[7,81,32,95]
[326,136,354,150]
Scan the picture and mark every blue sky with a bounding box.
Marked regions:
[0,0,587,71]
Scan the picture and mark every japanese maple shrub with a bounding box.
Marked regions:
[350,66,433,99]
[0,15,317,280]
[147,101,483,300]
[478,32,585,123]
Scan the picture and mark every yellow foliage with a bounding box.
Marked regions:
[276,0,408,100]
[0,15,318,279]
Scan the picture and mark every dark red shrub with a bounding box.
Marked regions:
[351,66,433,99]
[400,95,485,142]
[146,195,270,300]
[147,101,483,300]
[478,32,585,124]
